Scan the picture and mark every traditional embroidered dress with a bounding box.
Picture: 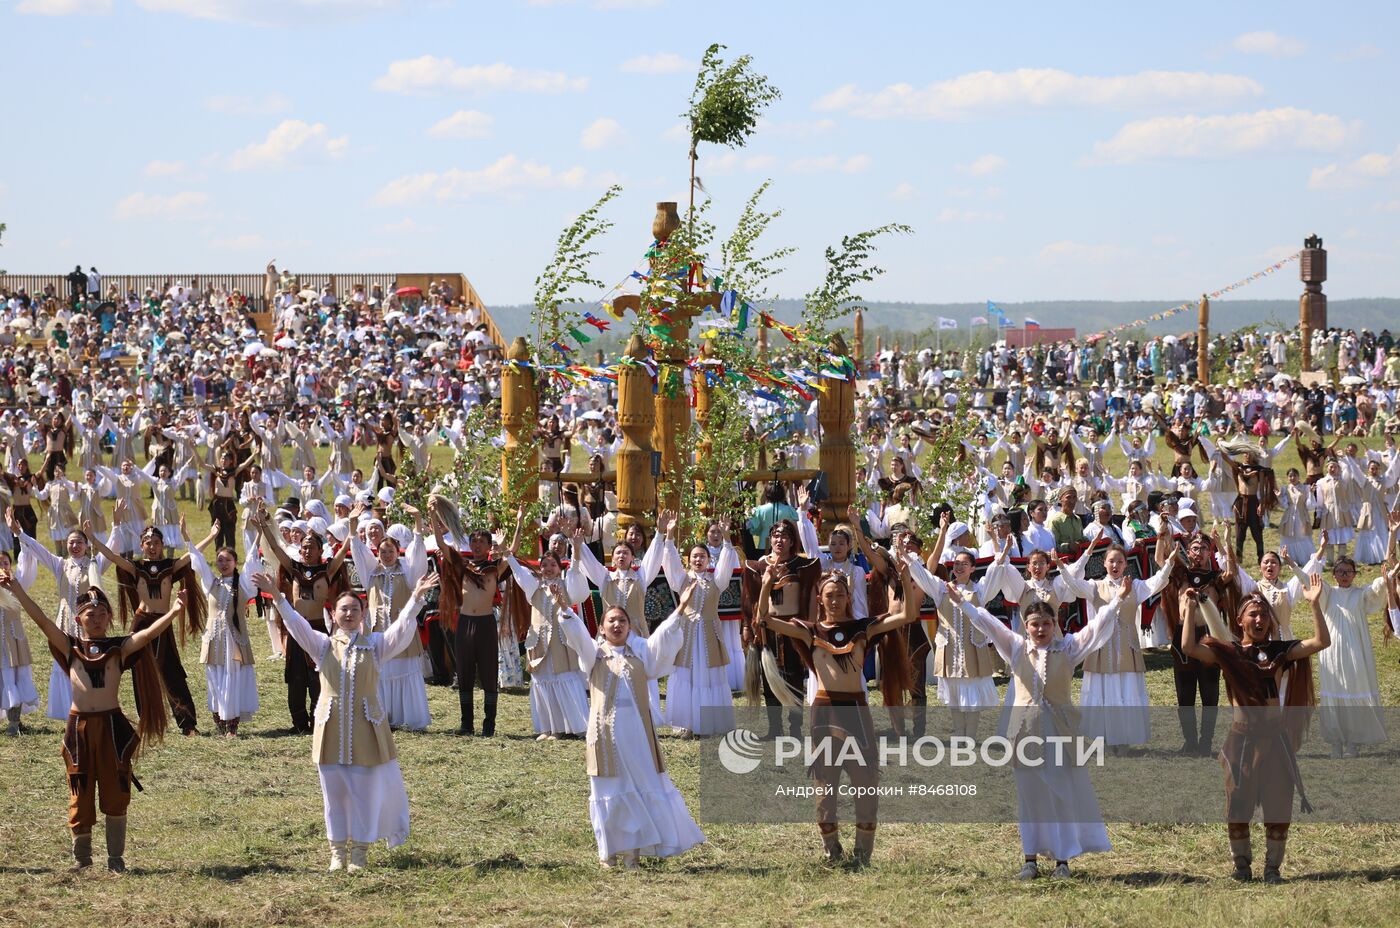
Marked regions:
[1276,483,1316,566]
[661,539,738,736]
[505,555,590,736]
[37,478,80,544]
[557,606,704,863]
[142,463,195,547]
[273,593,421,848]
[576,535,667,724]
[1313,470,1359,547]
[1238,564,1314,640]
[351,535,430,732]
[907,557,1006,710]
[1345,455,1400,564]
[964,600,1118,862]
[1080,569,1172,746]
[17,531,112,719]
[0,583,39,718]
[1315,577,1388,750]
[996,557,1095,734]
[187,545,260,727]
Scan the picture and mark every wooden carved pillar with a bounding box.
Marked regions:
[1197,294,1210,384]
[693,342,719,515]
[1300,290,1313,372]
[819,333,856,526]
[853,307,865,373]
[616,334,657,531]
[500,336,539,506]
[649,202,689,514]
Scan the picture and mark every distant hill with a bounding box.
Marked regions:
[486,298,1396,346]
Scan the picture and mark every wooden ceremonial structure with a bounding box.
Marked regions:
[1197,294,1210,383]
[1299,234,1327,372]
[498,202,859,538]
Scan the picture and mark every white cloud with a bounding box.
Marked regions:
[788,154,870,174]
[426,110,494,139]
[135,0,396,25]
[373,55,587,94]
[580,118,624,151]
[620,53,691,74]
[959,153,1007,176]
[1309,144,1400,190]
[203,92,292,115]
[372,155,590,205]
[1091,108,1352,163]
[946,185,1004,199]
[1375,200,1400,213]
[890,182,917,201]
[661,123,689,143]
[1337,43,1382,62]
[1037,241,1130,263]
[815,68,1263,119]
[143,159,186,177]
[1232,31,1305,57]
[114,191,211,220]
[381,218,417,233]
[937,208,1004,223]
[227,120,349,170]
[16,0,111,14]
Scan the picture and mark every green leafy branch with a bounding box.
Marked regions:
[802,223,912,356]
[533,185,622,362]
[685,43,781,216]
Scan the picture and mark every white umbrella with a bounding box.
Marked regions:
[1161,335,1179,345]
[580,409,604,422]
[164,330,187,343]
[275,335,298,348]
[1340,375,1367,386]
[383,310,405,323]
[8,317,32,330]
[242,342,264,358]
[424,340,450,356]
[298,288,319,300]
[464,329,490,344]
[942,369,963,378]
[259,348,280,359]
[1271,372,1292,386]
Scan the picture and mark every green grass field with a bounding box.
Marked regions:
[2,438,1398,928]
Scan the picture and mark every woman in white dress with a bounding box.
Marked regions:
[556,586,705,870]
[350,530,430,732]
[1275,468,1316,566]
[184,519,260,736]
[661,530,738,737]
[502,546,591,740]
[255,570,436,872]
[35,473,80,556]
[11,512,118,720]
[0,549,39,734]
[951,578,1131,880]
[1307,542,1392,758]
[1239,548,1317,639]
[1348,455,1400,564]
[1313,459,1359,567]
[1080,538,1173,751]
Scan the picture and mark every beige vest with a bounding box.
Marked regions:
[931,585,998,679]
[1005,641,1080,743]
[0,605,32,669]
[312,633,396,767]
[366,566,421,659]
[600,570,648,638]
[201,575,255,666]
[675,573,728,670]
[585,646,663,778]
[527,584,577,676]
[1255,580,1295,639]
[1083,578,1145,675]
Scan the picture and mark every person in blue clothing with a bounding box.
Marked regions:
[746,482,797,551]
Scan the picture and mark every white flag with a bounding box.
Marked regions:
[938,317,958,330]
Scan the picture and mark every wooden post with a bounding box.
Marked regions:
[649,202,689,514]
[500,337,539,507]
[693,342,718,515]
[1299,291,1313,372]
[1196,293,1210,384]
[616,334,657,531]
[818,333,857,527]
[853,307,865,375]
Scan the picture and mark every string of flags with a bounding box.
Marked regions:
[1084,252,1302,343]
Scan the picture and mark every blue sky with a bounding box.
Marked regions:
[2,0,1397,309]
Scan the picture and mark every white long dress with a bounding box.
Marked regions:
[274,595,419,847]
[558,608,705,862]
[0,593,39,716]
[1316,578,1389,748]
[187,544,261,724]
[17,531,114,719]
[506,556,591,735]
[906,555,1005,709]
[351,536,430,732]
[1079,569,1172,747]
[1276,483,1316,566]
[965,600,1117,861]
[661,539,738,736]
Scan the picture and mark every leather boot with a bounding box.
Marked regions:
[852,824,876,867]
[458,695,474,736]
[819,825,843,864]
[1264,837,1287,884]
[348,841,369,872]
[1230,835,1253,882]
[72,831,93,869]
[328,841,347,872]
[105,816,127,873]
[481,692,498,738]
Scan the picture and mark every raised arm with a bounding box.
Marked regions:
[945,583,1018,662]
[86,517,134,575]
[1286,574,1332,660]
